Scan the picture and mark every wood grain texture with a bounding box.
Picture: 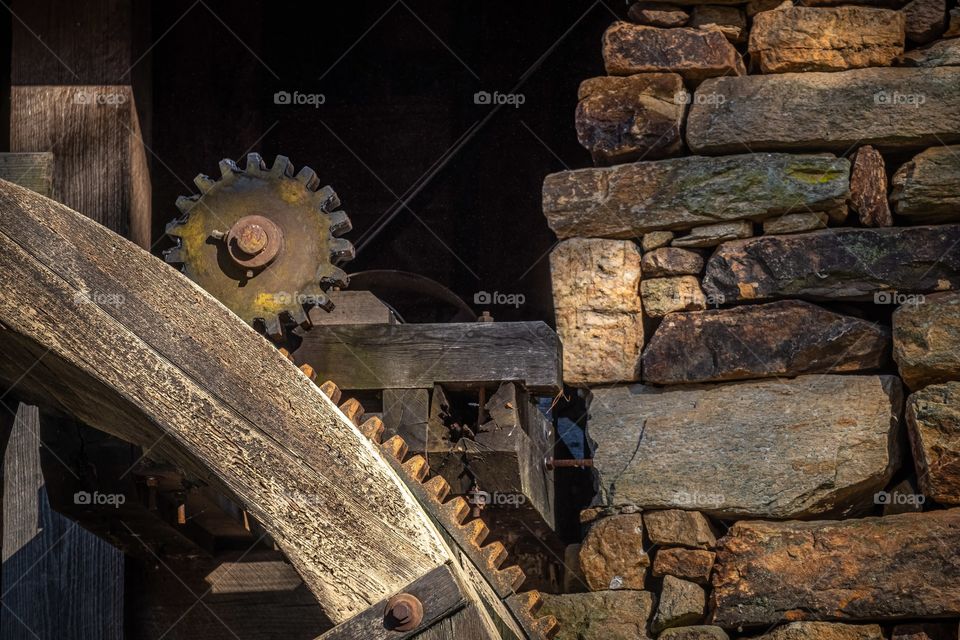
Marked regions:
[11,85,152,248]
[293,323,563,394]
[0,178,452,623]
[1,404,124,639]
[10,0,135,85]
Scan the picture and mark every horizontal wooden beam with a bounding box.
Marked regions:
[293,323,563,395]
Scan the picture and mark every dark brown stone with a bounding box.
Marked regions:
[849,145,893,226]
[903,0,947,43]
[642,300,891,385]
[907,382,960,504]
[576,74,685,164]
[603,22,745,81]
[892,623,959,640]
[628,2,690,27]
[641,247,704,277]
[891,145,960,222]
[654,576,706,632]
[711,509,960,627]
[702,226,960,303]
[893,291,960,388]
[653,548,715,584]
[541,591,655,640]
[690,6,747,44]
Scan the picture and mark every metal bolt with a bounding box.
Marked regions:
[236,222,267,255]
[384,593,423,631]
[209,229,226,241]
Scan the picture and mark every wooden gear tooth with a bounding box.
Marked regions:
[401,454,429,481]
[462,518,489,546]
[381,435,408,461]
[338,398,364,426]
[277,347,294,361]
[318,380,341,404]
[422,475,450,502]
[359,416,384,443]
[514,590,542,614]
[533,615,559,639]
[440,496,470,525]
[479,541,509,570]
[298,364,316,382]
[498,565,527,594]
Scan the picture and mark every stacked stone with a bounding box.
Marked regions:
[545,1,960,638]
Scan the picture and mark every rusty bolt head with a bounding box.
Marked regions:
[236,222,268,255]
[384,593,423,631]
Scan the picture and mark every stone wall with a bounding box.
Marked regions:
[544,1,960,638]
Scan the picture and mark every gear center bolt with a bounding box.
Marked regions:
[220,214,284,272]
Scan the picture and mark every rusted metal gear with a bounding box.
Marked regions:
[164,153,353,339]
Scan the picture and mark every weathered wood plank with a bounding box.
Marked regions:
[307,290,397,326]
[0,178,458,624]
[11,85,152,248]
[293,323,563,395]
[1,404,124,640]
[382,388,432,445]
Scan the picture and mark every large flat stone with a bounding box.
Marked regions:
[642,300,891,384]
[587,375,902,519]
[711,509,960,627]
[907,382,960,504]
[550,239,643,386]
[541,591,655,640]
[603,22,745,80]
[576,74,685,164]
[542,153,849,239]
[893,291,960,388]
[749,6,904,73]
[687,67,960,153]
[891,146,960,222]
[702,226,960,303]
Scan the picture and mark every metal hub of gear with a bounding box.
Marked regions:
[164,153,353,338]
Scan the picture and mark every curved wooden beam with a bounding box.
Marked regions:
[0,178,492,629]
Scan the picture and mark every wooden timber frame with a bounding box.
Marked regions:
[0,178,546,638]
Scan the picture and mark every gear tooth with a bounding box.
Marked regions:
[262,315,284,341]
[296,166,320,190]
[381,435,408,461]
[441,496,470,524]
[318,380,342,404]
[245,153,266,174]
[163,246,184,264]
[500,566,527,593]
[423,476,451,502]
[165,219,185,238]
[338,398,364,426]
[288,304,310,328]
[219,158,240,178]
[270,155,293,177]
[306,290,333,312]
[278,347,294,361]
[175,195,198,215]
[330,239,355,264]
[463,518,490,546]
[316,185,340,210]
[298,364,316,382]
[194,173,216,193]
[359,416,384,443]
[327,210,352,237]
[535,615,559,639]
[401,455,429,481]
[320,267,350,290]
[480,541,508,569]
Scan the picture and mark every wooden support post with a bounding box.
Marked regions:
[1,405,124,639]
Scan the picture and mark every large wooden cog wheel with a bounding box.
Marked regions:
[0,179,557,639]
